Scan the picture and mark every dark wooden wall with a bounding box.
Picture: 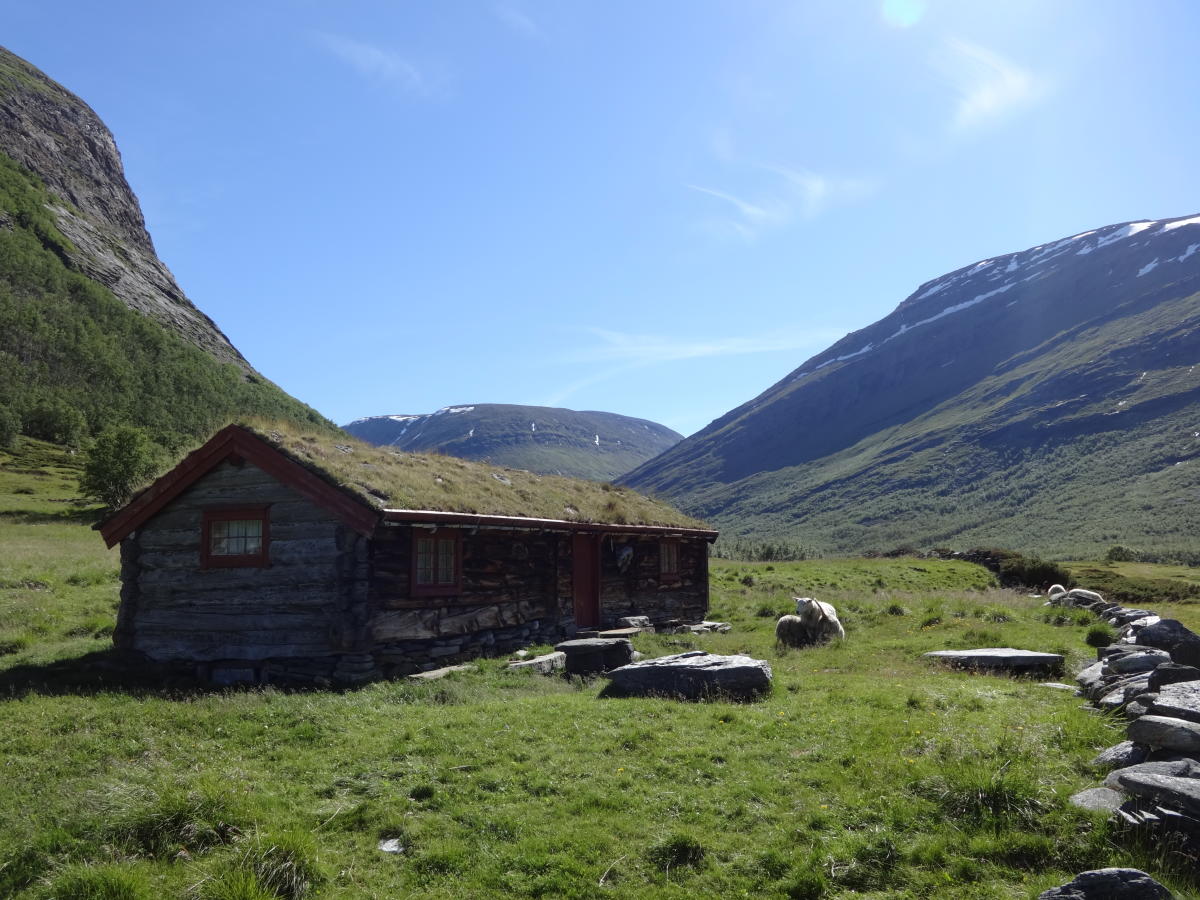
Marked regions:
[368,526,568,647]
[116,460,367,665]
[595,535,709,625]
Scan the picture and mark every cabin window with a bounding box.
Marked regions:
[412,529,462,596]
[201,507,270,568]
[660,540,680,580]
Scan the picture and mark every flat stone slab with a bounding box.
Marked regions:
[554,638,634,676]
[923,648,1064,675]
[408,663,475,681]
[597,627,644,640]
[1105,649,1171,675]
[604,650,771,700]
[1149,681,1200,724]
[1127,715,1200,753]
[1037,868,1175,899]
[1105,758,1200,790]
[506,651,566,675]
[1117,772,1200,817]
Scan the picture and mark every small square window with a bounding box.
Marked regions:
[202,507,270,568]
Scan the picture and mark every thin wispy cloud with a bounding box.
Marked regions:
[938,38,1040,133]
[313,32,428,96]
[493,4,543,39]
[541,326,841,406]
[574,328,839,364]
[690,165,876,242]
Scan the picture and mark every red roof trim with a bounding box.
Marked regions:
[98,425,380,547]
[382,508,718,540]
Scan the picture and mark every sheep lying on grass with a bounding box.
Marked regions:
[776,597,845,648]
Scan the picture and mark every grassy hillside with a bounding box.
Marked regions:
[0,152,332,453]
[2,443,1199,898]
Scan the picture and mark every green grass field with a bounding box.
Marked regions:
[2,441,1199,898]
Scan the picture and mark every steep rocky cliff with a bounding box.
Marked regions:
[0,46,331,447]
[0,45,247,367]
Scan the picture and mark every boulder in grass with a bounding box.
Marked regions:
[1068,787,1127,814]
[922,648,1064,676]
[603,650,772,700]
[1037,868,1174,899]
[1091,741,1150,770]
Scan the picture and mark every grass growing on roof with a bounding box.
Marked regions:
[3,442,1200,897]
[234,420,707,527]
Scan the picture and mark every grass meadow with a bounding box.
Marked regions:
[2,440,1200,898]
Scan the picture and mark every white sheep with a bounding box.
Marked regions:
[775,597,845,648]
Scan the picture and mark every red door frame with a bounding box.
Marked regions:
[572,533,601,627]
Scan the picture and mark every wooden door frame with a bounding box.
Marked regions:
[572,533,601,627]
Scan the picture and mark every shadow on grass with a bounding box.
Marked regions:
[0,649,212,698]
[0,505,106,526]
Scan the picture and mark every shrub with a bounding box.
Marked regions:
[1086,623,1117,648]
[996,555,1073,590]
[79,425,165,508]
[1104,545,1138,563]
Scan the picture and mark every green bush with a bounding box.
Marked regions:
[1086,623,1117,648]
[996,555,1073,590]
[79,425,165,508]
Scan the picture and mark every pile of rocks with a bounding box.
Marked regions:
[1056,586,1200,847]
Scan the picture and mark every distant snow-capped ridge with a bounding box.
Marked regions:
[791,213,1200,383]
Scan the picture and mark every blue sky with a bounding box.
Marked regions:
[7,1,1200,436]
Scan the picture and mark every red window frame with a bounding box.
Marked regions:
[660,539,680,581]
[201,506,270,569]
[410,528,463,597]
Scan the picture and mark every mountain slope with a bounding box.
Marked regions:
[344,404,682,481]
[0,46,330,447]
[622,214,1200,558]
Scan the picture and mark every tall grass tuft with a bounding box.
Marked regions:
[41,863,154,900]
[97,778,245,858]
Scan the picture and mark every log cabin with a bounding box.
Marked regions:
[98,424,717,685]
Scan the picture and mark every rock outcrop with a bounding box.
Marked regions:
[0,45,249,368]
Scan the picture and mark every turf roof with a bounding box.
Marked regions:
[244,422,707,529]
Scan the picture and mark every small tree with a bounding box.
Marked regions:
[79,425,164,508]
[0,405,18,449]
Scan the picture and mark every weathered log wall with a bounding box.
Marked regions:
[596,535,709,625]
[117,460,368,671]
[366,525,573,675]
